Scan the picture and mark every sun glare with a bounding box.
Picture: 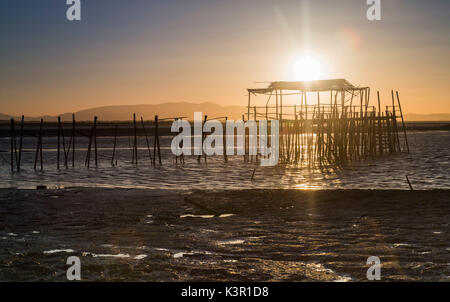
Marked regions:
[290,55,323,81]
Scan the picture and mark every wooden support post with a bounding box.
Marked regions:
[34,121,40,171]
[62,118,68,168]
[223,117,228,163]
[57,117,61,169]
[203,115,207,162]
[34,119,44,170]
[39,119,43,170]
[391,90,401,152]
[153,115,162,165]
[94,116,98,167]
[111,125,117,166]
[248,93,251,122]
[254,107,258,162]
[280,90,283,122]
[141,117,153,164]
[17,115,24,171]
[72,114,75,168]
[396,91,410,152]
[10,119,14,173]
[242,114,247,162]
[377,91,383,155]
[275,90,278,120]
[133,114,137,166]
[85,122,93,168]
[385,108,393,153]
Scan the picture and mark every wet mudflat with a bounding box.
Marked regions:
[0,188,449,281]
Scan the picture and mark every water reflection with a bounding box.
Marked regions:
[0,131,448,190]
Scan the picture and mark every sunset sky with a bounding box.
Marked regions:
[0,0,449,116]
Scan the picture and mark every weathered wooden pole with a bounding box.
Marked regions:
[254,106,258,162]
[247,93,251,122]
[391,90,401,151]
[377,91,383,155]
[85,123,93,168]
[275,90,278,120]
[62,118,68,168]
[203,115,207,162]
[34,119,44,170]
[94,116,98,167]
[153,115,161,165]
[17,115,24,171]
[39,119,43,170]
[34,122,40,171]
[385,108,393,153]
[141,117,153,164]
[57,116,61,169]
[223,117,228,163]
[242,114,247,162]
[133,114,138,166]
[280,89,283,123]
[10,119,14,173]
[111,125,117,166]
[396,91,410,152]
[72,114,75,168]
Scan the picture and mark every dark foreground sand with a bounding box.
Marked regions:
[0,188,448,281]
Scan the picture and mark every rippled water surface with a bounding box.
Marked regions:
[0,131,448,190]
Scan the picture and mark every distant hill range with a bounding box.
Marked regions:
[0,103,246,122]
[403,113,450,122]
[0,103,449,122]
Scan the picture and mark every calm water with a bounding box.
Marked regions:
[0,131,449,190]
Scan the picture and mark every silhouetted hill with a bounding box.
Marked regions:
[404,113,450,121]
[1,104,449,122]
[0,102,246,122]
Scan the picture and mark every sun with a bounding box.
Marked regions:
[290,55,323,81]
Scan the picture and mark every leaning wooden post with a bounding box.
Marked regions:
[33,121,40,171]
[72,114,76,168]
[133,113,138,166]
[247,93,251,122]
[94,116,98,167]
[223,117,228,163]
[111,125,117,166]
[254,106,258,162]
[197,115,202,163]
[62,120,68,168]
[57,116,61,169]
[377,91,383,155]
[203,115,207,163]
[85,122,93,168]
[391,90,401,152]
[10,119,14,173]
[153,117,157,165]
[385,108,394,153]
[157,116,162,165]
[275,90,278,120]
[17,115,24,171]
[242,114,247,162]
[39,119,43,170]
[153,115,162,165]
[34,119,44,170]
[141,117,153,164]
[280,89,283,123]
[396,91,409,152]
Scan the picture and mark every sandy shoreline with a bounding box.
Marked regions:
[0,188,449,281]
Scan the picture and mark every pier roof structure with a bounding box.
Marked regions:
[247,79,358,94]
